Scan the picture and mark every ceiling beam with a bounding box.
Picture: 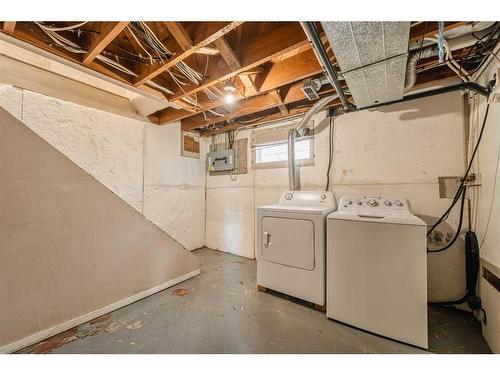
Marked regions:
[82,22,129,65]
[164,22,193,51]
[6,24,172,102]
[269,89,289,116]
[158,45,323,124]
[163,22,308,102]
[134,21,243,86]
[213,36,242,71]
[180,79,340,130]
[123,26,143,54]
[197,105,314,136]
[2,22,16,34]
[213,36,258,95]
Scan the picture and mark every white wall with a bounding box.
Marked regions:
[206,92,468,302]
[474,58,500,353]
[143,123,206,250]
[0,84,206,250]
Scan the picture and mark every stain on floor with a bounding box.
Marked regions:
[17,248,491,354]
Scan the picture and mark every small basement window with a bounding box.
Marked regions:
[251,123,314,169]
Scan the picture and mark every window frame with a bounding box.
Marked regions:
[251,136,315,170]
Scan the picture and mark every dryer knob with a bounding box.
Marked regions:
[384,200,392,206]
[321,194,327,200]
[395,200,403,207]
[355,200,362,205]
[285,193,293,200]
[367,199,378,207]
[345,199,353,205]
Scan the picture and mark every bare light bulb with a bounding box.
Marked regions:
[224,93,235,104]
[223,82,236,105]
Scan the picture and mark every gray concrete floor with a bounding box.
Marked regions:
[19,248,491,354]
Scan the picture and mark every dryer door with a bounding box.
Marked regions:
[261,216,315,270]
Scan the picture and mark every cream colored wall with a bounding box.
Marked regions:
[206,92,467,302]
[473,58,500,353]
[0,84,206,250]
[143,123,206,250]
[0,107,200,352]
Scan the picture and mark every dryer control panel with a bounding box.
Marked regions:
[338,196,411,214]
[279,191,336,207]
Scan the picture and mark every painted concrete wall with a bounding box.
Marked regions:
[143,123,206,251]
[474,59,500,353]
[206,92,467,302]
[0,107,200,352]
[0,85,206,250]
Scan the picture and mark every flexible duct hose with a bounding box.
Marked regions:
[288,94,339,191]
[288,129,298,191]
[405,45,437,89]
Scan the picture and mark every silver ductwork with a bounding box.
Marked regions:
[288,94,338,191]
[405,45,438,89]
[322,22,411,109]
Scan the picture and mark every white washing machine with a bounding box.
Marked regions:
[327,196,428,349]
[256,191,337,306]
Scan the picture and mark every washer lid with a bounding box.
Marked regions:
[327,211,426,226]
[258,204,336,215]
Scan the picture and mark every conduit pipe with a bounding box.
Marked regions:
[300,22,351,110]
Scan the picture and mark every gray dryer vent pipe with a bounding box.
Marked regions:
[405,45,438,89]
[288,94,338,191]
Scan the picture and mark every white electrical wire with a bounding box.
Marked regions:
[95,55,138,76]
[426,36,470,82]
[208,109,225,117]
[35,21,206,108]
[36,21,88,32]
[146,80,175,95]
[126,25,155,64]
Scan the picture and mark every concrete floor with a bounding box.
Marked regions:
[19,248,491,354]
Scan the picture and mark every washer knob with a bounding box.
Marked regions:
[367,199,378,207]
[395,200,403,207]
[321,194,327,200]
[345,199,353,205]
[285,193,293,200]
[384,200,392,206]
[355,200,363,206]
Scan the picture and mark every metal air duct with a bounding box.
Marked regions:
[322,22,411,108]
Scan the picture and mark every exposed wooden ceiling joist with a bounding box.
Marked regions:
[213,36,258,94]
[164,22,193,51]
[1,21,491,134]
[2,22,16,34]
[82,22,129,65]
[180,79,340,130]
[2,23,168,102]
[162,22,309,102]
[134,21,243,86]
[197,102,335,137]
[157,35,323,124]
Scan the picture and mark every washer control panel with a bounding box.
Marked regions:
[279,191,336,207]
[339,196,410,214]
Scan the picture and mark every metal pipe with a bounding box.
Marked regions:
[360,82,489,111]
[300,22,351,110]
[288,129,298,191]
[329,81,489,117]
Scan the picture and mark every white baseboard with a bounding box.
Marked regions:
[0,269,200,354]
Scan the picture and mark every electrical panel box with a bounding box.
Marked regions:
[207,149,235,172]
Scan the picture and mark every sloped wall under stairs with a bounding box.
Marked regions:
[0,107,200,352]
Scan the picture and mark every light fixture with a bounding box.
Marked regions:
[223,82,236,105]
